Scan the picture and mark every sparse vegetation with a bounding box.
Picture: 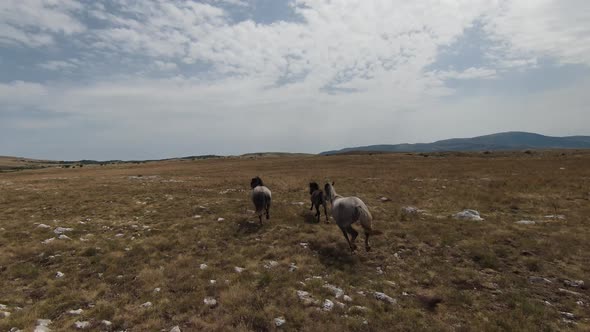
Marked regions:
[0,151,589,331]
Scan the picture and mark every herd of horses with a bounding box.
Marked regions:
[250,176,378,253]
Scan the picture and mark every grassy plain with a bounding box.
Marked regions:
[0,151,589,331]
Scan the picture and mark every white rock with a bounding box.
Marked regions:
[560,312,575,320]
[323,284,344,298]
[37,224,51,229]
[343,295,353,302]
[1,311,10,317]
[385,280,397,287]
[563,280,584,288]
[58,234,71,240]
[289,263,298,272]
[193,215,201,219]
[544,214,566,220]
[374,292,397,304]
[35,319,52,332]
[54,227,73,234]
[380,197,391,202]
[234,266,245,273]
[42,238,56,244]
[56,271,65,278]
[322,299,334,311]
[0,304,7,310]
[203,297,217,308]
[299,242,309,248]
[209,280,216,284]
[68,309,83,315]
[401,206,419,215]
[515,220,536,225]
[74,321,90,329]
[376,267,384,274]
[199,264,208,270]
[576,301,584,306]
[141,301,153,308]
[115,233,124,237]
[264,260,279,269]
[454,209,484,221]
[153,287,161,293]
[170,326,181,332]
[335,301,346,309]
[217,218,225,222]
[274,317,286,327]
[102,320,112,327]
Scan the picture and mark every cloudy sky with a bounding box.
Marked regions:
[1,0,589,160]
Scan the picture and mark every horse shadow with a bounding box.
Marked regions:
[309,241,360,269]
[235,218,263,235]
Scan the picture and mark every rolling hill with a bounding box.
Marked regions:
[321,132,590,155]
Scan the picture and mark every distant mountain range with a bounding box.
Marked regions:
[320,132,590,155]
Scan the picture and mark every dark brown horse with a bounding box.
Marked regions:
[309,182,329,223]
[251,176,271,225]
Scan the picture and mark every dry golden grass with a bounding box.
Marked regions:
[0,151,589,331]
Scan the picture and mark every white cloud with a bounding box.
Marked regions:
[0,0,85,47]
[38,59,79,71]
[435,67,498,80]
[484,0,590,67]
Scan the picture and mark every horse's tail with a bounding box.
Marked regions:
[354,205,377,234]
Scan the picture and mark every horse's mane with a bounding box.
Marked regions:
[251,176,264,188]
[309,182,320,194]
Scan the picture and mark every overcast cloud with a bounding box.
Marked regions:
[1,0,589,160]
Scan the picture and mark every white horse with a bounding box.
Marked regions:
[324,182,376,252]
[251,176,271,225]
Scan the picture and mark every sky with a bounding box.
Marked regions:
[1,0,589,160]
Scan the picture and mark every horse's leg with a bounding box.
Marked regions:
[347,225,359,250]
[310,201,314,211]
[259,213,263,225]
[339,226,355,252]
[315,205,321,222]
[323,203,329,223]
[364,231,371,251]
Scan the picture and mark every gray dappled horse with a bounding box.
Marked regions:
[250,176,271,225]
[309,182,329,223]
[324,182,377,253]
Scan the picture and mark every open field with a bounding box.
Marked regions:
[1,151,589,331]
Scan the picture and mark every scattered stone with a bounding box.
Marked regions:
[234,266,245,273]
[376,267,384,274]
[217,218,225,222]
[35,319,52,332]
[379,197,391,202]
[42,238,56,244]
[1,311,10,318]
[299,242,309,249]
[56,271,65,278]
[576,300,585,306]
[0,304,7,310]
[274,317,286,327]
[291,202,305,206]
[54,227,73,234]
[37,224,51,229]
[264,260,279,269]
[560,312,575,320]
[102,320,112,327]
[374,292,397,304]
[323,284,344,298]
[401,206,419,215]
[9,328,22,332]
[117,275,123,279]
[454,209,484,221]
[544,214,566,220]
[385,280,397,287]
[68,309,83,315]
[334,301,346,309]
[58,234,71,240]
[289,263,298,272]
[74,321,90,329]
[203,297,217,308]
[543,300,552,306]
[115,233,124,237]
[348,305,369,313]
[528,276,552,284]
[356,291,366,297]
[515,220,536,225]
[322,299,334,311]
[153,287,161,293]
[141,302,153,308]
[563,279,584,288]
[199,264,208,270]
[193,215,201,219]
[209,280,216,284]
[170,326,181,332]
[559,288,583,296]
[296,290,319,306]
[343,295,353,302]
[481,282,499,290]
